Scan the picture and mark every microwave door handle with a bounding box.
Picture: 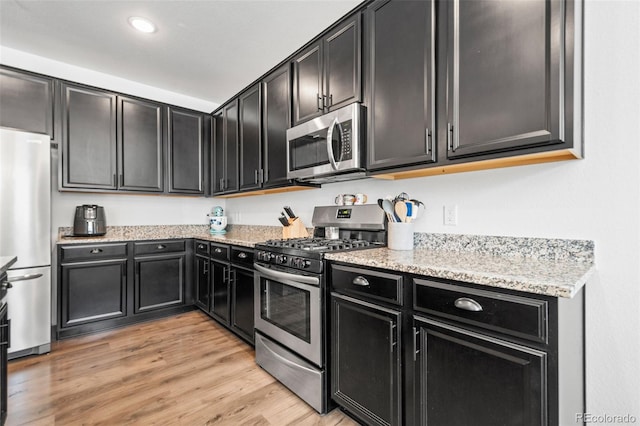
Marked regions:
[326,117,341,171]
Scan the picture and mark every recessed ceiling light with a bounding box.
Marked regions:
[128,16,157,34]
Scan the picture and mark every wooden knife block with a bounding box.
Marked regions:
[282,218,309,239]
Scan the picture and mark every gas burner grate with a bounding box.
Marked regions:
[262,238,373,252]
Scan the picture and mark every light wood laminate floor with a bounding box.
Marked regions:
[7,310,357,425]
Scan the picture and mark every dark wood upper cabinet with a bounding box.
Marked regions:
[366,0,436,171]
[262,64,293,188]
[167,107,205,194]
[239,84,262,191]
[212,100,239,195]
[60,82,117,189]
[0,67,54,138]
[443,0,566,159]
[293,14,361,125]
[118,96,164,192]
[293,43,323,125]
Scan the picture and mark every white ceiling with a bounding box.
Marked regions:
[0,0,363,106]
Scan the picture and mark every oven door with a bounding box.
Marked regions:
[254,263,322,366]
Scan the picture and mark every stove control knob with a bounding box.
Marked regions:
[276,255,287,265]
[302,260,311,268]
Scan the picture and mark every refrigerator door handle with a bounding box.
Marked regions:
[5,273,43,283]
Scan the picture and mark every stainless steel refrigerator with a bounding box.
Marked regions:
[0,127,51,359]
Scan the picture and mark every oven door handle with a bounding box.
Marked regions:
[254,263,319,286]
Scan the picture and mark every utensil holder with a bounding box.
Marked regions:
[283,218,309,239]
[387,222,414,250]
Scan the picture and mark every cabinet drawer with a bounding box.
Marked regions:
[60,243,128,262]
[331,264,403,306]
[195,240,210,256]
[413,278,548,344]
[134,240,185,256]
[231,247,254,268]
[210,243,229,261]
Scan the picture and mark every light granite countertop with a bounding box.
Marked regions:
[57,225,283,248]
[57,225,595,298]
[0,256,17,274]
[326,247,594,298]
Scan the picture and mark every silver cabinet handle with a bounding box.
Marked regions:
[157,244,166,250]
[454,297,483,312]
[214,248,222,254]
[238,252,248,259]
[352,276,370,287]
[90,248,102,254]
[198,244,205,250]
[317,93,323,111]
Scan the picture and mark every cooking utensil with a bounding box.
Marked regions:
[394,201,408,223]
[382,199,397,222]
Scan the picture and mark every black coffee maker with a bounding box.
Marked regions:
[73,205,107,236]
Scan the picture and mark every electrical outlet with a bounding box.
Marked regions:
[444,205,458,226]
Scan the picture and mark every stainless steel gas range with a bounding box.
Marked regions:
[253,204,386,413]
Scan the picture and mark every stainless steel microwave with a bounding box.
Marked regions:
[286,103,365,183]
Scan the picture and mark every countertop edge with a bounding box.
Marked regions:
[0,256,18,274]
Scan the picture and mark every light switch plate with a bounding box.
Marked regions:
[444,205,458,226]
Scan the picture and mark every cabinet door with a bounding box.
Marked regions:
[262,64,292,188]
[414,317,547,426]
[167,107,204,194]
[324,15,361,112]
[195,255,210,311]
[118,97,164,192]
[367,0,435,171]
[60,259,127,327]
[445,0,563,159]
[134,254,185,313]
[0,67,54,138]
[230,266,255,343]
[0,303,6,425]
[212,111,225,194]
[239,84,262,191]
[61,83,117,189]
[224,101,239,193]
[210,260,230,325]
[331,293,402,426]
[292,42,323,125]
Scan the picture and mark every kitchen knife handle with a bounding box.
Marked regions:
[283,206,296,219]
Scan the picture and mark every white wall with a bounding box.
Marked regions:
[227,0,640,418]
[3,0,639,418]
[0,46,218,112]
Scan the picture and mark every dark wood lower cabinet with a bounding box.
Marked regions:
[195,242,255,344]
[134,254,185,313]
[331,293,402,426]
[209,259,230,325]
[194,254,210,311]
[329,263,584,426]
[57,240,192,339]
[230,265,254,343]
[414,317,546,426]
[60,259,127,327]
[0,300,8,426]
